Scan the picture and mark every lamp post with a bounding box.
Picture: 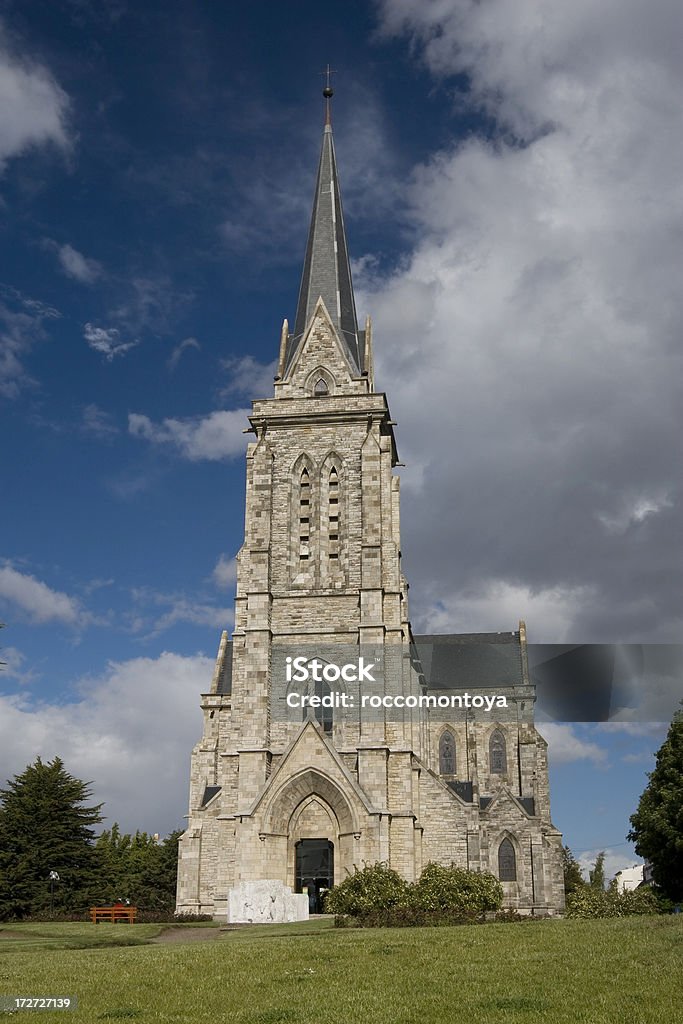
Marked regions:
[48,870,60,915]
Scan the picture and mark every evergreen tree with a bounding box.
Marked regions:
[562,845,586,895]
[628,706,683,902]
[94,825,182,910]
[589,851,606,891]
[0,757,103,919]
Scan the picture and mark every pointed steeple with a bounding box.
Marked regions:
[284,82,363,375]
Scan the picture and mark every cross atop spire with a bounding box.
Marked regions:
[284,80,363,376]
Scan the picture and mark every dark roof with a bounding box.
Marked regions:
[413,633,523,690]
[200,785,221,808]
[286,124,362,375]
[446,780,474,803]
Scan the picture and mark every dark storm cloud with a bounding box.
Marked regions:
[369,0,683,642]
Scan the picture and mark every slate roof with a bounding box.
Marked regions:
[285,123,363,375]
[413,632,524,691]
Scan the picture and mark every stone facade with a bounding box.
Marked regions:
[176,112,565,920]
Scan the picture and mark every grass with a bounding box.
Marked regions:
[0,916,681,1023]
[0,922,166,953]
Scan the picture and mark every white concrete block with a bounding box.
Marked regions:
[226,880,309,924]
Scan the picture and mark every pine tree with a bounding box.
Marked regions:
[589,851,606,891]
[0,757,103,919]
[562,845,586,895]
[628,706,683,902]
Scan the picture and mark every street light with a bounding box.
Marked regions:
[48,871,60,915]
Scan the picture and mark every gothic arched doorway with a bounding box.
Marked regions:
[295,839,334,913]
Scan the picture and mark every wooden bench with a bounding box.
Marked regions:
[90,905,137,924]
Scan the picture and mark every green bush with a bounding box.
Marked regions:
[410,862,503,915]
[325,861,504,925]
[566,886,660,919]
[344,905,482,928]
[323,863,409,917]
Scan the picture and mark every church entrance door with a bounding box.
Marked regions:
[295,839,334,913]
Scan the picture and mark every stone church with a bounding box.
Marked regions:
[176,92,566,919]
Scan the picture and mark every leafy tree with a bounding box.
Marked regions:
[94,825,181,910]
[0,757,103,919]
[562,846,586,895]
[628,706,683,902]
[589,851,606,891]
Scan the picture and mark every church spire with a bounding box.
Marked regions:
[285,78,363,375]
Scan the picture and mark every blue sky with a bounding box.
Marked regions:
[1,0,681,881]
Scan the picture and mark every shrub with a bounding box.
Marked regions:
[326,861,504,925]
[410,862,503,915]
[348,906,482,928]
[566,886,661,918]
[323,863,409,917]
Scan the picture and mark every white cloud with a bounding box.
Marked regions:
[596,721,667,738]
[84,323,138,361]
[219,355,277,398]
[167,336,200,371]
[537,722,607,765]
[367,0,683,642]
[0,652,211,833]
[212,554,237,588]
[597,492,673,535]
[0,25,70,172]
[413,581,594,642]
[128,587,233,639]
[56,243,102,284]
[81,403,118,438]
[577,847,642,886]
[0,565,86,626]
[0,288,60,398]
[149,600,231,635]
[128,409,250,461]
[0,645,38,685]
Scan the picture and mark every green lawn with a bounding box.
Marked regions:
[1,916,681,1023]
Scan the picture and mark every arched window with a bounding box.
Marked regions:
[327,467,340,564]
[439,730,456,775]
[314,377,329,396]
[498,837,516,881]
[490,729,507,774]
[298,468,311,570]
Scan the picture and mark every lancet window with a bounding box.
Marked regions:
[498,838,517,881]
[327,466,340,563]
[439,730,456,775]
[298,467,311,570]
[490,729,507,774]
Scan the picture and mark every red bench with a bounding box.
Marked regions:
[90,905,137,924]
